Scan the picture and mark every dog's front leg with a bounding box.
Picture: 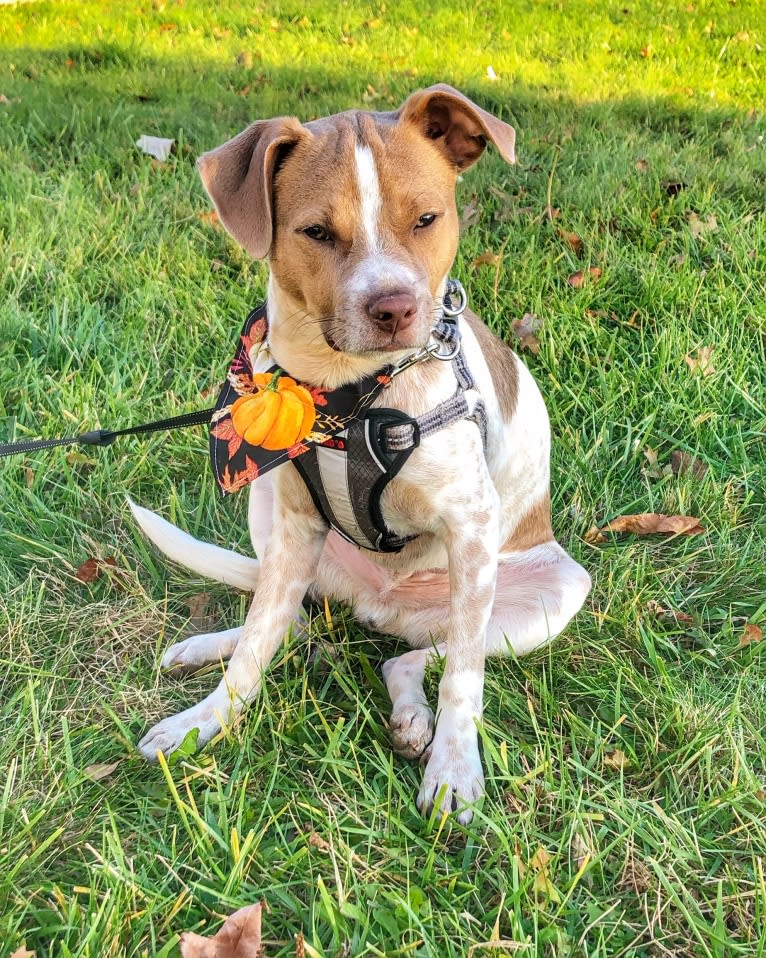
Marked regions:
[138,468,327,760]
[416,443,499,825]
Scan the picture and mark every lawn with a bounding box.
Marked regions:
[1,0,765,955]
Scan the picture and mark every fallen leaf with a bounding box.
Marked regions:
[24,466,34,487]
[180,903,263,958]
[236,51,253,68]
[685,346,715,376]
[642,446,672,480]
[511,313,542,354]
[635,158,649,173]
[670,450,708,479]
[199,210,221,227]
[75,558,101,583]
[688,211,717,237]
[567,267,602,288]
[571,833,592,872]
[307,831,331,852]
[739,623,763,648]
[470,251,501,268]
[186,592,216,633]
[585,513,705,543]
[604,748,630,770]
[84,761,120,782]
[558,228,583,253]
[645,599,694,624]
[544,205,561,220]
[640,44,652,57]
[460,198,481,230]
[159,22,178,31]
[519,847,561,902]
[135,134,175,162]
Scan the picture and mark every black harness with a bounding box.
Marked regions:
[293,303,488,553]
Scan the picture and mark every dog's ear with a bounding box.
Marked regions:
[398,84,516,171]
[197,118,307,259]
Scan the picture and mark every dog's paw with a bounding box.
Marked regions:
[417,737,484,825]
[389,703,434,759]
[138,690,231,761]
[161,629,241,672]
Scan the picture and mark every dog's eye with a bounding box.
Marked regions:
[414,213,437,230]
[302,224,332,242]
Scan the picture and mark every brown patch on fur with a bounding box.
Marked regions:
[463,309,519,423]
[462,538,490,566]
[502,493,553,552]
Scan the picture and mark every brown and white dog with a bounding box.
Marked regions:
[130,85,591,823]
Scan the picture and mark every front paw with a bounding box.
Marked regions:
[417,734,484,825]
[138,689,232,761]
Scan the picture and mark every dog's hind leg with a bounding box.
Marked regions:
[160,602,312,673]
[161,627,244,672]
[382,645,445,759]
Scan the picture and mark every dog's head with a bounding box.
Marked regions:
[198,85,515,363]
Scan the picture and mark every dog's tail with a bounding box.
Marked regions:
[127,497,259,591]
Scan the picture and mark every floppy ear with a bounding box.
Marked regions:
[398,83,516,171]
[197,117,307,259]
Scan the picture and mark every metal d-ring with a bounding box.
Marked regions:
[428,337,461,362]
[442,279,467,317]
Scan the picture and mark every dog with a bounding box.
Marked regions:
[130,84,591,824]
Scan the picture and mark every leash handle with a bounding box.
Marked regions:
[0,408,215,460]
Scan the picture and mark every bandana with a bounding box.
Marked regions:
[210,304,397,494]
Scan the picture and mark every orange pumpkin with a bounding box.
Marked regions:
[230,372,316,450]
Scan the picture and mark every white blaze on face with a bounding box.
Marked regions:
[354,143,383,253]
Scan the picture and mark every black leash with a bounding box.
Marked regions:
[0,407,214,459]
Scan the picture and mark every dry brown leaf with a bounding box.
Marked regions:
[470,251,501,268]
[604,748,630,770]
[635,158,649,173]
[558,228,583,253]
[544,205,561,220]
[645,599,694,624]
[685,346,715,376]
[199,209,221,227]
[585,513,705,543]
[570,832,592,871]
[307,831,331,852]
[511,313,542,354]
[75,558,101,583]
[739,623,763,648]
[186,592,216,633]
[180,903,263,958]
[640,44,652,57]
[84,761,120,782]
[567,267,602,288]
[670,450,708,479]
[460,198,481,230]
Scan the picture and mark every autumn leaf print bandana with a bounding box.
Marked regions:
[210,304,395,494]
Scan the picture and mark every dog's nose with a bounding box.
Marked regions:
[366,292,418,332]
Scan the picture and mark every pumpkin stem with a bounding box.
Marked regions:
[266,370,282,392]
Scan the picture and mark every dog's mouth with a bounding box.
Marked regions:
[320,314,432,357]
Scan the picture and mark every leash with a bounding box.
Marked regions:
[0,407,214,459]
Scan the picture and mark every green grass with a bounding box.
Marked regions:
[1,0,765,955]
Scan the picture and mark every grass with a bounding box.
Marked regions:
[1,0,765,954]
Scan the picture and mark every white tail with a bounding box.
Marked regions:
[127,497,259,590]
